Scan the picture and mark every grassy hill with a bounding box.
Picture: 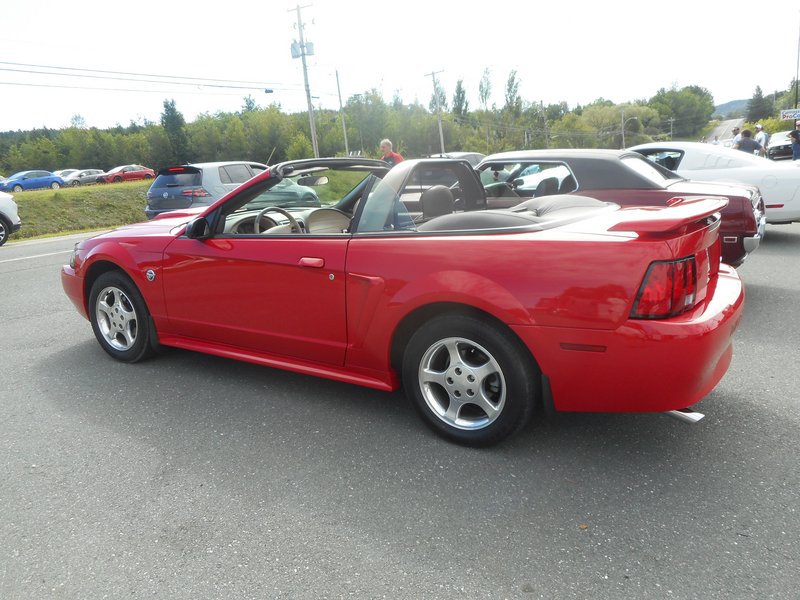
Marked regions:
[9,181,149,242]
[713,99,747,119]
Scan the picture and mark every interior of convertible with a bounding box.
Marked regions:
[215,159,617,237]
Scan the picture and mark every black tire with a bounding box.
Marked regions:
[0,216,10,246]
[88,271,155,363]
[12,184,23,193]
[143,174,152,180]
[402,314,538,446]
[51,181,61,190]
[71,180,80,186]
[113,176,123,183]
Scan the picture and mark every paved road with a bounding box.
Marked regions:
[708,118,745,144]
[1,228,798,599]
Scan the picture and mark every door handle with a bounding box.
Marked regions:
[298,257,325,268]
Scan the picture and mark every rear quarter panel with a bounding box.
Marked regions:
[343,231,670,373]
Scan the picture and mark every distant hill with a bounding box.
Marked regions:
[714,99,747,118]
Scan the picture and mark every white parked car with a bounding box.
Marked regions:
[0,191,22,246]
[630,141,800,224]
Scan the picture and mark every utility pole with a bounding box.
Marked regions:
[621,107,625,149]
[667,117,675,140]
[335,70,349,156]
[290,5,319,157]
[426,70,446,154]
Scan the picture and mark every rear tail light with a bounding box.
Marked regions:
[631,257,697,319]
[181,187,211,198]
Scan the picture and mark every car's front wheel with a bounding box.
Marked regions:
[89,271,155,363]
[71,180,80,186]
[51,181,61,190]
[113,176,123,183]
[402,314,538,446]
[12,184,23,193]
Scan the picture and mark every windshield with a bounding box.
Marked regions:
[621,156,677,187]
[240,167,372,212]
[355,173,415,232]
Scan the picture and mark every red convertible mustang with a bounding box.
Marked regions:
[62,158,744,446]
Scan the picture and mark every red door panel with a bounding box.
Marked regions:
[161,236,348,365]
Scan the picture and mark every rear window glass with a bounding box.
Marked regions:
[220,164,254,184]
[153,171,202,187]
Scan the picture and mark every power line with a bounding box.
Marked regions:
[0,65,288,92]
[0,80,252,96]
[0,60,302,89]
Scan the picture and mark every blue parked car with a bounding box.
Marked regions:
[0,170,65,192]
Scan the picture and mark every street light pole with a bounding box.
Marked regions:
[290,5,319,158]
[335,70,349,156]
[426,70,446,154]
[621,108,638,149]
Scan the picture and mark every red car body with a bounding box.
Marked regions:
[97,164,155,183]
[478,150,766,267]
[62,158,744,445]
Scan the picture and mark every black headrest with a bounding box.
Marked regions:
[420,185,455,219]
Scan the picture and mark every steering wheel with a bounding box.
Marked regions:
[254,207,303,234]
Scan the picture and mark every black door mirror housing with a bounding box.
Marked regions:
[185,217,211,240]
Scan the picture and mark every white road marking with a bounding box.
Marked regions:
[0,250,71,264]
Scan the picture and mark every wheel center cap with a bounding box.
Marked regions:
[445,365,477,399]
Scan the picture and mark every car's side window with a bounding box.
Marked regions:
[222,164,254,184]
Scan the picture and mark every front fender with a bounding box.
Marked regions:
[79,240,167,320]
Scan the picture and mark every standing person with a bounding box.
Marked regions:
[732,129,765,156]
[731,127,742,145]
[754,124,769,151]
[788,129,800,161]
[711,135,721,145]
[379,139,404,166]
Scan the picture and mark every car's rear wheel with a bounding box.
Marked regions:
[12,184,23,193]
[0,216,10,246]
[89,271,155,363]
[144,174,152,180]
[51,181,61,190]
[402,314,538,446]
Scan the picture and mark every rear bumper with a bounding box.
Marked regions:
[512,265,744,413]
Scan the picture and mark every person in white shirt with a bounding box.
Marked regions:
[754,124,769,152]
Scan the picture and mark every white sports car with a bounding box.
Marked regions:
[630,141,800,224]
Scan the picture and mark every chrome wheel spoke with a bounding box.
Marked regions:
[421,367,448,388]
[474,393,501,418]
[444,399,463,423]
[472,361,500,384]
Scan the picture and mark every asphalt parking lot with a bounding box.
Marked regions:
[1,226,798,599]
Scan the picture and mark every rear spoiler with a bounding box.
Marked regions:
[608,197,728,233]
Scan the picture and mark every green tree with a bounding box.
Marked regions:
[746,86,774,122]
[429,79,448,113]
[648,86,714,138]
[478,68,492,111]
[160,99,189,163]
[286,131,313,160]
[504,70,522,118]
[452,79,469,119]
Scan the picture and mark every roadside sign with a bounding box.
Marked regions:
[780,109,800,120]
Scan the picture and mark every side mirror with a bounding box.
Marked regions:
[513,178,524,188]
[185,217,211,240]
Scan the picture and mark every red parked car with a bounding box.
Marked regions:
[477,150,766,267]
[96,164,155,183]
[62,158,744,446]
